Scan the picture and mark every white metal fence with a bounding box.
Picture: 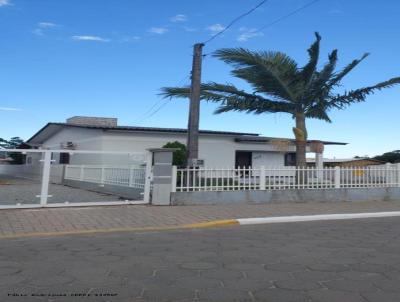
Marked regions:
[0,149,151,209]
[65,165,146,189]
[173,164,400,192]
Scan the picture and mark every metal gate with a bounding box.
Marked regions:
[0,149,152,209]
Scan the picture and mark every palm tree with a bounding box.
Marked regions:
[161,33,400,167]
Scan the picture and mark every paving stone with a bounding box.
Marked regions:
[372,279,400,292]
[308,288,368,302]
[338,270,386,281]
[322,279,379,293]
[200,269,243,280]
[253,288,311,302]
[361,291,400,302]
[171,276,222,290]
[180,262,219,270]
[307,263,350,272]
[265,262,306,272]
[197,288,252,302]
[274,278,321,290]
[142,286,195,302]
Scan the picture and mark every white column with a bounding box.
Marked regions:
[315,152,324,181]
[39,150,52,206]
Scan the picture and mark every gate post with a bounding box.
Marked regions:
[38,150,52,206]
[147,148,176,205]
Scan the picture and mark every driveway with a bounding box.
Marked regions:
[0,175,126,205]
[1,217,400,301]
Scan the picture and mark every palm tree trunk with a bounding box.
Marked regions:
[293,112,308,185]
[293,112,308,167]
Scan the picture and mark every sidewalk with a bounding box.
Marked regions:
[1,201,400,238]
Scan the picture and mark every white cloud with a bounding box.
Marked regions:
[0,0,10,7]
[32,22,57,36]
[0,107,21,111]
[148,27,168,34]
[170,14,187,22]
[206,23,225,33]
[121,36,141,43]
[71,35,110,42]
[237,27,263,42]
[38,22,56,28]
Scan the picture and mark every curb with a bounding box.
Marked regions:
[0,219,239,240]
[1,211,400,240]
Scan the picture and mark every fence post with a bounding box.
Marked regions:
[143,152,152,203]
[101,167,105,186]
[397,163,400,187]
[80,165,85,181]
[334,166,341,188]
[385,163,391,186]
[171,166,177,193]
[259,166,266,190]
[38,150,52,206]
[128,167,134,187]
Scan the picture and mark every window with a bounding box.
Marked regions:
[59,153,70,164]
[284,153,296,166]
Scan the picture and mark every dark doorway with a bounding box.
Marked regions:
[235,151,252,168]
[59,153,70,164]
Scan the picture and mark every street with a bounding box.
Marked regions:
[1,217,400,302]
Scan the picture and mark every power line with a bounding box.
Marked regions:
[203,0,269,45]
[202,0,322,57]
[137,73,191,123]
[257,0,321,32]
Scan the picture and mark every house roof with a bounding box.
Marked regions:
[235,136,347,146]
[26,122,347,146]
[27,122,260,145]
[306,157,384,163]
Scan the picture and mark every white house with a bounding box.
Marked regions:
[26,116,346,168]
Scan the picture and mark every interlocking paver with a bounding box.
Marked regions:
[1,201,400,236]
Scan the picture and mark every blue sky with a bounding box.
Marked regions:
[0,0,399,158]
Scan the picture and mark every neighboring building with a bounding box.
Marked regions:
[307,157,385,167]
[26,116,346,168]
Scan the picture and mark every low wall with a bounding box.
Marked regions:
[63,179,143,200]
[171,188,400,205]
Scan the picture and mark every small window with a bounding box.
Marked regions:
[59,153,70,164]
[284,153,296,166]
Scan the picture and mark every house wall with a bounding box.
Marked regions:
[100,131,297,168]
[38,128,305,168]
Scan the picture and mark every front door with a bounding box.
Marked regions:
[235,151,252,168]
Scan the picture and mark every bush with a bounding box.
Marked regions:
[162,141,187,166]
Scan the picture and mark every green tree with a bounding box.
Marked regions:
[374,150,400,163]
[0,137,25,164]
[161,33,400,167]
[162,141,187,166]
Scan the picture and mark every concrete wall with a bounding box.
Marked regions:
[171,188,400,205]
[63,179,143,200]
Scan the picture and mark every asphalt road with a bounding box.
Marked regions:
[1,217,400,302]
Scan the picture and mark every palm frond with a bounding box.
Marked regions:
[300,32,321,85]
[160,86,191,99]
[329,77,400,109]
[213,48,299,102]
[329,53,369,87]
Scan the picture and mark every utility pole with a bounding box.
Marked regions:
[186,43,204,166]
